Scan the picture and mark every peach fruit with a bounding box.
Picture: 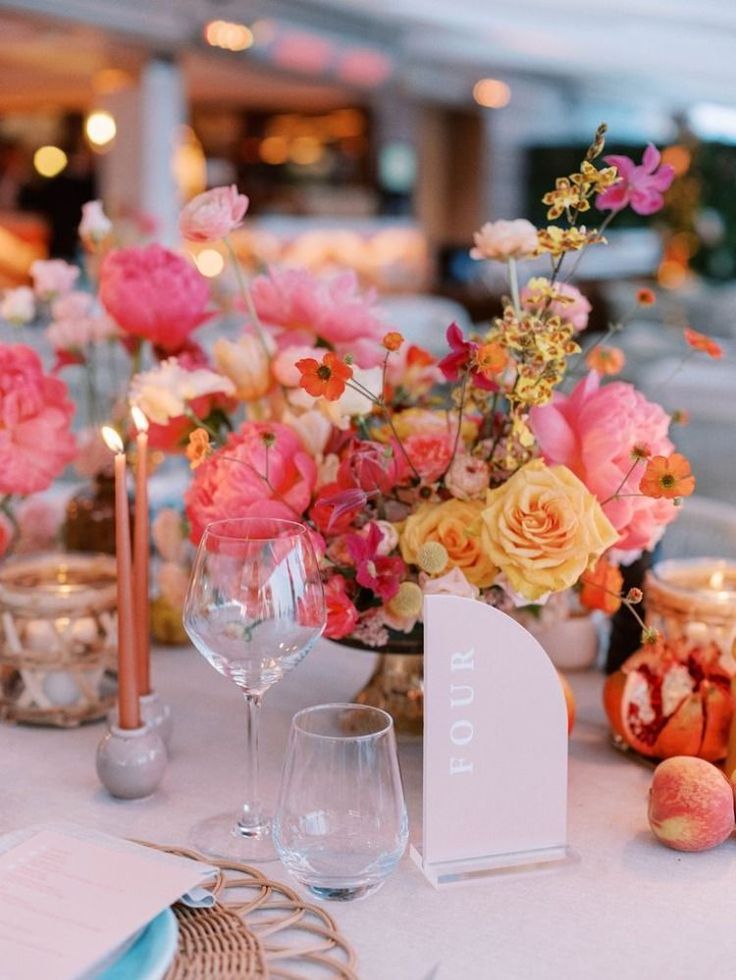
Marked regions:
[648,756,735,852]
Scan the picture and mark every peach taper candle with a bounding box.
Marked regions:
[101,425,140,730]
[131,405,151,696]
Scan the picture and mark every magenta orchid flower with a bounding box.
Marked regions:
[438,322,498,391]
[347,523,405,601]
[596,144,674,216]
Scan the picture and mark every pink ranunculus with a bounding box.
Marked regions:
[596,144,675,216]
[185,421,318,543]
[99,244,210,353]
[0,345,76,495]
[30,259,80,300]
[529,372,677,553]
[250,267,385,367]
[470,219,538,261]
[179,185,249,243]
[521,278,592,332]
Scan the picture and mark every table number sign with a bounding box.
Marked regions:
[410,594,569,887]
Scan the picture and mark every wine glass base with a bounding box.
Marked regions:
[304,881,385,902]
[189,812,278,864]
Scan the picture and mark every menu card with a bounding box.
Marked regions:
[0,828,211,980]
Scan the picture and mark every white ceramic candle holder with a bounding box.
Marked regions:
[96,723,167,799]
[108,690,173,747]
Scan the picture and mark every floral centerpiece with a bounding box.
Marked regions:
[154,126,717,676]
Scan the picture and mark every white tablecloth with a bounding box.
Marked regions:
[3,642,734,980]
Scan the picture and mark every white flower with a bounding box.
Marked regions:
[79,200,113,243]
[1,286,35,325]
[470,219,538,261]
[129,358,235,425]
[282,408,332,457]
[420,567,480,601]
[321,365,382,428]
[213,334,273,401]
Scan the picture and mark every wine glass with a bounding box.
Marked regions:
[274,703,408,900]
[183,517,326,862]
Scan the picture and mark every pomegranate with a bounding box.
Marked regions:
[603,638,733,761]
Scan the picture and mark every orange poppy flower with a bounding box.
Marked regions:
[684,326,723,359]
[580,557,623,615]
[639,452,695,499]
[382,331,404,352]
[585,345,626,375]
[186,427,212,469]
[296,351,353,401]
[474,341,508,380]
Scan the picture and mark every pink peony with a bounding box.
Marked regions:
[179,185,249,242]
[0,345,76,495]
[185,421,317,543]
[30,259,79,299]
[99,244,210,353]
[470,219,538,261]
[529,372,677,553]
[250,267,385,367]
[521,278,592,332]
[596,144,674,216]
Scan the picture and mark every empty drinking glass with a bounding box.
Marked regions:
[183,517,325,862]
[274,703,408,900]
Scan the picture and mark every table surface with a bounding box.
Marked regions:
[3,641,734,980]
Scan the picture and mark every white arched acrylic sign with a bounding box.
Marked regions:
[410,594,569,887]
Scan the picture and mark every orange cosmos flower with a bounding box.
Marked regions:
[585,345,626,375]
[474,341,508,380]
[186,427,212,469]
[580,557,623,615]
[296,351,353,401]
[684,326,723,359]
[670,408,690,426]
[383,331,404,352]
[639,452,695,499]
[637,288,656,306]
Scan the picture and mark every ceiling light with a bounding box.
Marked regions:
[85,111,117,148]
[205,20,253,52]
[473,78,511,109]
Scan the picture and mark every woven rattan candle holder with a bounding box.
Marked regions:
[0,551,118,726]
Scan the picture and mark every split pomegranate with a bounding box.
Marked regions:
[603,638,733,761]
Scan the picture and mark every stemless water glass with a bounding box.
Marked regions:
[274,703,408,900]
[183,517,325,862]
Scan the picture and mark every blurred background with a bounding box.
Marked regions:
[0,0,734,511]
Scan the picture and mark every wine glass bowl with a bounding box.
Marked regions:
[183,517,325,861]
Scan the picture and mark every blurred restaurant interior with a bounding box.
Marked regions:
[0,0,734,511]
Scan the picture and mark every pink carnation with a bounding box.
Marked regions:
[185,421,318,543]
[521,278,592,332]
[0,345,77,495]
[530,372,677,553]
[99,244,210,353]
[179,185,249,243]
[250,267,385,367]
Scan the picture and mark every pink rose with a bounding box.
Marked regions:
[0,345,77,495]
[99,244,210,353]
[250,267,385,367]
[179,185,249,243]
[470,219,538,261]
[521,278,592,332]
[185,421,318,542]
[30,259,79,299]
[530,372,677,553]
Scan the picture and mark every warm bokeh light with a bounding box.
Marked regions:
[661,144,691,177]
[93,68,133,95]
[101,426,124,454]
[194,249,225,277]
[173,126,207,199]
[204,20,253,52]
[289,136,324,166]
[259,135,289,165]
[33,145,67,178]
[473,78,511,109]
[131,406,149,433]
[85,110,117,148]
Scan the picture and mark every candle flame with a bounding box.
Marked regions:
[101,425,124,454]
[130,405,149,433]
[709,570,725,590]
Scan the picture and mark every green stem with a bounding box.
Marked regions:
[507,257,521,316]
[224,237,271,359]
[601,457,644,505]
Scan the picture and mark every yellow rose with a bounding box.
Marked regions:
[400,499,497,588]
[480,459,618,602]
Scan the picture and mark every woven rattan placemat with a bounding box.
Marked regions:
[143,843,358,979]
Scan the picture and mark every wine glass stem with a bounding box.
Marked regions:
[239,692,265,835]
